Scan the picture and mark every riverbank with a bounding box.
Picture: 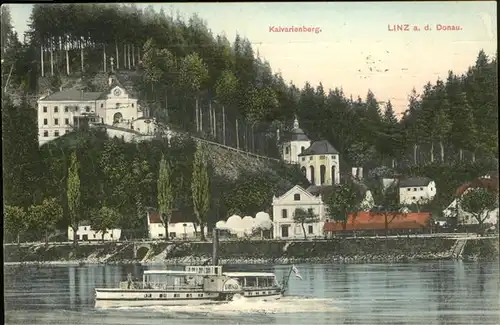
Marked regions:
[3,237,498,265]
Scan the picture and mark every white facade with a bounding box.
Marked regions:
[147,213,206,240]
[399,180,436,205]
[67,225,121,241]
[281,118,311,164]
[36,77,162,146]
[442,188,499,225]
[299,151,340,186]
[272,185,326,239]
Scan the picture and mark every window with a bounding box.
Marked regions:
[43,131,48,137]
[65,118,69,125]
[309,166,315,185]
[301,167,306,176]
[331,155,336,159]
[110,233,113,238]
[93,234,96,238]
[85,106,91,112]
[319,155,325,159]
[412,196,416,200]
[285,146,289,154]
[43,106,47,112]
[174,294,180,298]
[116,103,121,108]
[419,187,423,191]
[198,293,203,297]
[309,156,313,161]
[420,196,424,200]
[281,209,288,218]
[158,233,163,237]
[407,188,411,191]
[54,106,58,113]
[186,294,192,298]
[84,227,87,231]
[54,130,59,136]
[294,194,301,201]
[308,225,313,234]
[101,103,104,108]
[320,165,326,184]
[64,106,69,112]
[132,103,134,108]
[54,118,59,125]
[413,188,417,191]
[302,157,305,161]
[301,146,305,153]
[43,118,48,125]
[308,208,314,214]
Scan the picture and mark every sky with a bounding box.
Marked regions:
[6,2,498,116]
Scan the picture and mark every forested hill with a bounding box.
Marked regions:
[1,4,498,242]
[2,3,497,168]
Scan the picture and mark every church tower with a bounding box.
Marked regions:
[281,117,311,164]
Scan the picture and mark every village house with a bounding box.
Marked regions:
[67,221,121,242]
[146,210,206,240]
[398,177,436,205]
[442,174,499,226]
[36,75,171,146]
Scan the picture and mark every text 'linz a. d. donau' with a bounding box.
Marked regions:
[388,24,462,31]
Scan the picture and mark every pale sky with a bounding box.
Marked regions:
[7,2,498,116]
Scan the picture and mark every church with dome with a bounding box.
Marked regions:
[272,117,374,239]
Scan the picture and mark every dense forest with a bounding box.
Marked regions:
[2,4,498,242]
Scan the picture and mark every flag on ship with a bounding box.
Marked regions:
[291,265,302,280]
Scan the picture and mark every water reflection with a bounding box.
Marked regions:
[3,262,500,325]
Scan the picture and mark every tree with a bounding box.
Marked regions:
[67,151,81,245]
[325,182,362,230]
[4,205,27,244]
[293,208,320,239]
[460,188,499,233]
[90,205,121,241]
[449,92,477,161]
[177,53,209,132]
[191,144,210,240]
[370,185,403,239]
[157,153,174,240]
[28,197,63,244]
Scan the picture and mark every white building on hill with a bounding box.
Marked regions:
[281,117,311,164]
[398,177,436,205]
[298,140,341,186]
[36,75,171,146]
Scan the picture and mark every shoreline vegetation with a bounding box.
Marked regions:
[4,237,498,266]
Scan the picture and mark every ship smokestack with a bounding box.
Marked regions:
[212,228,219,266]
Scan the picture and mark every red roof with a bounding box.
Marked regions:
[323,212,432,232]
[147,210,194,224]
[454,177,499,197]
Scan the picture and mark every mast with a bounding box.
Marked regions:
[212,228,219,266]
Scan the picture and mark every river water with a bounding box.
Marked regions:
[4,261,500,325]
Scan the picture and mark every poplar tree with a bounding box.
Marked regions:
[67,151,81,245]
[157,153,173,240]
[191,144,210,241]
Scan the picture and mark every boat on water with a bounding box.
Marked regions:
[94,229,300,307]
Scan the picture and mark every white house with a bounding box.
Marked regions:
[298,140,341,186]
[272,185,326,239]
[67,222,121,242]
[36,75,169,146]
[398,177,436,205]
[147,210,206,240]
[281,117,311,164]
[442,176,499,225]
